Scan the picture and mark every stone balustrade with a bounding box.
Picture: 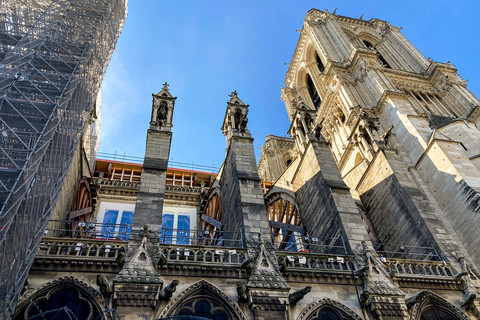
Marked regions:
[384,258,453,277]
[158,243,248,265]
[99,179,140,189]
[36,238,126,260]
[275,251,355,272]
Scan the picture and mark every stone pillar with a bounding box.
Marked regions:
[133,83,176,234]
[219,91,271,247]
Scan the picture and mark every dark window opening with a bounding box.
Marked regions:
[316,52,325,73]
[307,74,321,110]
[308,308,343,320]
[26,287,95,320]
[286,159,292,166]
[363,40,391,69]
[420,309,456,320]
[363,40,373,49]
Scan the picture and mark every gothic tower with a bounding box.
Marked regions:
[133,83,176,233]
[269,9,480,315]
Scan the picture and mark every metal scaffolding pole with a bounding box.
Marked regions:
[0,0,127,317]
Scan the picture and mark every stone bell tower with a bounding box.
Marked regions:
[132,83,176,233]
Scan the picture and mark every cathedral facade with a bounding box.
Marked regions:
[15,9,480,320]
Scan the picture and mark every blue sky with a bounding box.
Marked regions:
[99,1,480,171]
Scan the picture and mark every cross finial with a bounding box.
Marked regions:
[162,82,169,90]
[229,90,238,98]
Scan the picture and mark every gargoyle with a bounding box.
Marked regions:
[277,256,288,273]
[116,250,125,266]
[159,280,179,300]
[288,286,312,305]
[236,281,247,302]
[96,274,112,298]
[157,252,168,267]
[240,258,254,273]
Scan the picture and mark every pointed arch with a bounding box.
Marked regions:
[14,276,104,320]
[265,192,302,251]
[158,279,248,320]
[69,177,95,237]
[297,297,363,320]
[305,42,325,74]
[200,186,222,244]
[407,290,470,320]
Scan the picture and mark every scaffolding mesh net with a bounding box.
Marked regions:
[0,0,126,316]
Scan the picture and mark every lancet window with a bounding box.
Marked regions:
[316,52,325,73]
[307,74,322,109]
[363,40,391,69]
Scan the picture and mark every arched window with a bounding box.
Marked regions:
[363,40,391,68]
[316,52,325,73]
[177,299,228,320]
[420,309,456,320]
[14,278,103,320]
[265,193,302,251]
[158,280,247,320]
[299,298,363,320]
[307,74,321,109]
[313,308,342,320]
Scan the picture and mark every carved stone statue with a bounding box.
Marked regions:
[157,252,168,268]
[157,101,168,127]
[236,281,247,302]
[239,114,248,133]
[381,125,394,147]
[288,286,312,305]
[97,274,112,298]
[159,280,179,300]
[277,256,287,273]
[116,250,125,266]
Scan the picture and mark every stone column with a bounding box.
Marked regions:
[132,84,176,234]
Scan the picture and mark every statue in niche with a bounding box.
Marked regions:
[157,101,168,127]
[234,109,248,133]
[305,113,315,132]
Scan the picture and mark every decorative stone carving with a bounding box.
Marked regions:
[407,290,471,320]
[96,274,112,298]
[150,82,176,130]
[236,281,247,302]
[160,280,179,300]
[355,241,407,319]
[157,280,248,320]
[297,297,364,320]
[288,286,312,305]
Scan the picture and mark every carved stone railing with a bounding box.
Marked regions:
[275,251,355,272]
[99,179,140,189]
[165,185,205,194]
[36,238,126,260]
[158,243,248,265]
[384,258,453,277]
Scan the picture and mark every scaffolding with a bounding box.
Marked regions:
[0,0,127,317]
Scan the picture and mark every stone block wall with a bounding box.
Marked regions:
[133,130,172,232]
[293,141,370,253]
[220,136,270,247]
